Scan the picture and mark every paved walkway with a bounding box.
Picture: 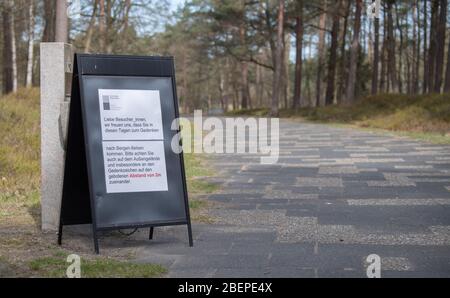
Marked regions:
[134,119,450,277]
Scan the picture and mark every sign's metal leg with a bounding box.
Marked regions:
[187,222,193,247]
[93,229,100,254]
[57,221,63,245]
[149,227,154,240]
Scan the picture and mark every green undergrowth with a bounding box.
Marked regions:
[226,93,450,143]
[29,253,166,278]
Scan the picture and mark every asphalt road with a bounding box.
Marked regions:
[134,119,450,278]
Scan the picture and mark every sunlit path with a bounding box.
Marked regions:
[134,119,450,277]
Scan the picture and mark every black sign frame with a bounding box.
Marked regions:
[58,54,193,254]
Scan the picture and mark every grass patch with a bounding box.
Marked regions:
[183,141,219,223]
[189,199,208,210]
[226,108,269,117]
[184,152,219,194]
[188,178,219,194]
[326,122,450,145]
[181,123,220,195]
[394,131,450,144]
[227,93,450,144]
[0,88,41,222]
[0,256,17,277]
[29,255,166,278]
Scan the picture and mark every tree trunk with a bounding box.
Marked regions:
[380,7,388,92]
[344,0,362,104]
[433,0,447,93]
[55,0,68,42]
[293,1,303,109]
[428,0,439,93]
[394,2,403,93]
[105,0,113,53]
[240,62,250,109]
[233,81,238,110]
[271,0,285,116]
[283,33,290,108]
[406,48,412,94]
[2,0,18,93]
[123,0,131,32]
[337,0,350,103]
[443,35,450,92]
[239,19,250,109]
[255,61,264,107]
[219,69,225,111]
[121,0,132,50]
[371,16,380,95]
[99,0,106,52]
[387,1,397,92]
[182,51,189,113]
[43,0,56,42]
[26,0,35,88]
[315,0,327,107]
[84,0,99,53]
[2,0,13,94]
[443,4,450,92]
[423,0,429,94]
[368,18,373,64]
[412,0,419,94]
[325,0,341,105]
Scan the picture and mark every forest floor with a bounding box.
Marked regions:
[0,88,217,277]
[227,93,450,144]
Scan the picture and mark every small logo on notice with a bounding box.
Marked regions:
[66,254,81,278]
[366,254,381,278]
[103,95,111,110]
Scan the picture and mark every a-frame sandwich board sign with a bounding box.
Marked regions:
[58,54,193,254]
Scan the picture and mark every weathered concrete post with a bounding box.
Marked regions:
[40,42,73,231]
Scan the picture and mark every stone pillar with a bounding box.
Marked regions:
[40,42,73,231]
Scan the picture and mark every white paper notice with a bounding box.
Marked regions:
[98,89,163,141]
[98,89,168,194]
[102,141,168,193]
